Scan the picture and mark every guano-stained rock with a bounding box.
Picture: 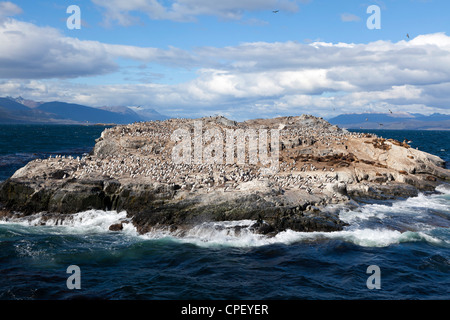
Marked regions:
[0,115,448,235]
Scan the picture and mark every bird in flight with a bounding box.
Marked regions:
[407,33,410,39]
[273,10,279,13]
[389,109,393,114]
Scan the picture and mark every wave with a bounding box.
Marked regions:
[339,185,450,228]
[1,205,448,249]
[0,210,138,236]
[140,223,446,248]
[1,183,448,248]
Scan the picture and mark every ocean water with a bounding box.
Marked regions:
[0,126,449,300]
[0,125,111,181]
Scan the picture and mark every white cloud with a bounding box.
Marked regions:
[340,13,361,22]
[1,13,450,119]
[0,1,22,23]
[0,20,118,79]
[0,19,199,79]
[92,0,304,24]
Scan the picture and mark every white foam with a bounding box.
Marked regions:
[0,210,138,236]
[436,183,450,195]
[1,184,448,248]
[140,220,267,248]
[138,223,446,248]
[1,212,447,248]
[322,229,442,247]
[339,205,388,224]
[3,211,444,249]
[339,186,450,227]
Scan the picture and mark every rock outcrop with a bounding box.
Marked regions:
[1,115,448,236]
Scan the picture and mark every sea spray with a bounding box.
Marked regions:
[1,183,448,248]
[0,210,138,236]
[2,205,447,249]
[0,187,449,300]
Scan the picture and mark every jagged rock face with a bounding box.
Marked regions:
[0,115,449,235]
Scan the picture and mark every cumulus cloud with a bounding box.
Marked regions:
[0,18,199,79]
[1,13,450,119]
[0,20,118,79]
[0,1,22,23]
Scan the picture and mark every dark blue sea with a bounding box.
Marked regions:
[0,126,449,301]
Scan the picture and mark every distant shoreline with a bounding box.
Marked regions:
[347,128,450,131]
[2,123,450,131]
[0,123,116,126]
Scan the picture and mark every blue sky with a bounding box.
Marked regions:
[1,0,450,120]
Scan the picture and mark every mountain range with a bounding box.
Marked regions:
[0,97,169,125]
[1,96,449,130]
[329,112,450,130]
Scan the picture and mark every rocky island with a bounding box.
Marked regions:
[1,115,449,236]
